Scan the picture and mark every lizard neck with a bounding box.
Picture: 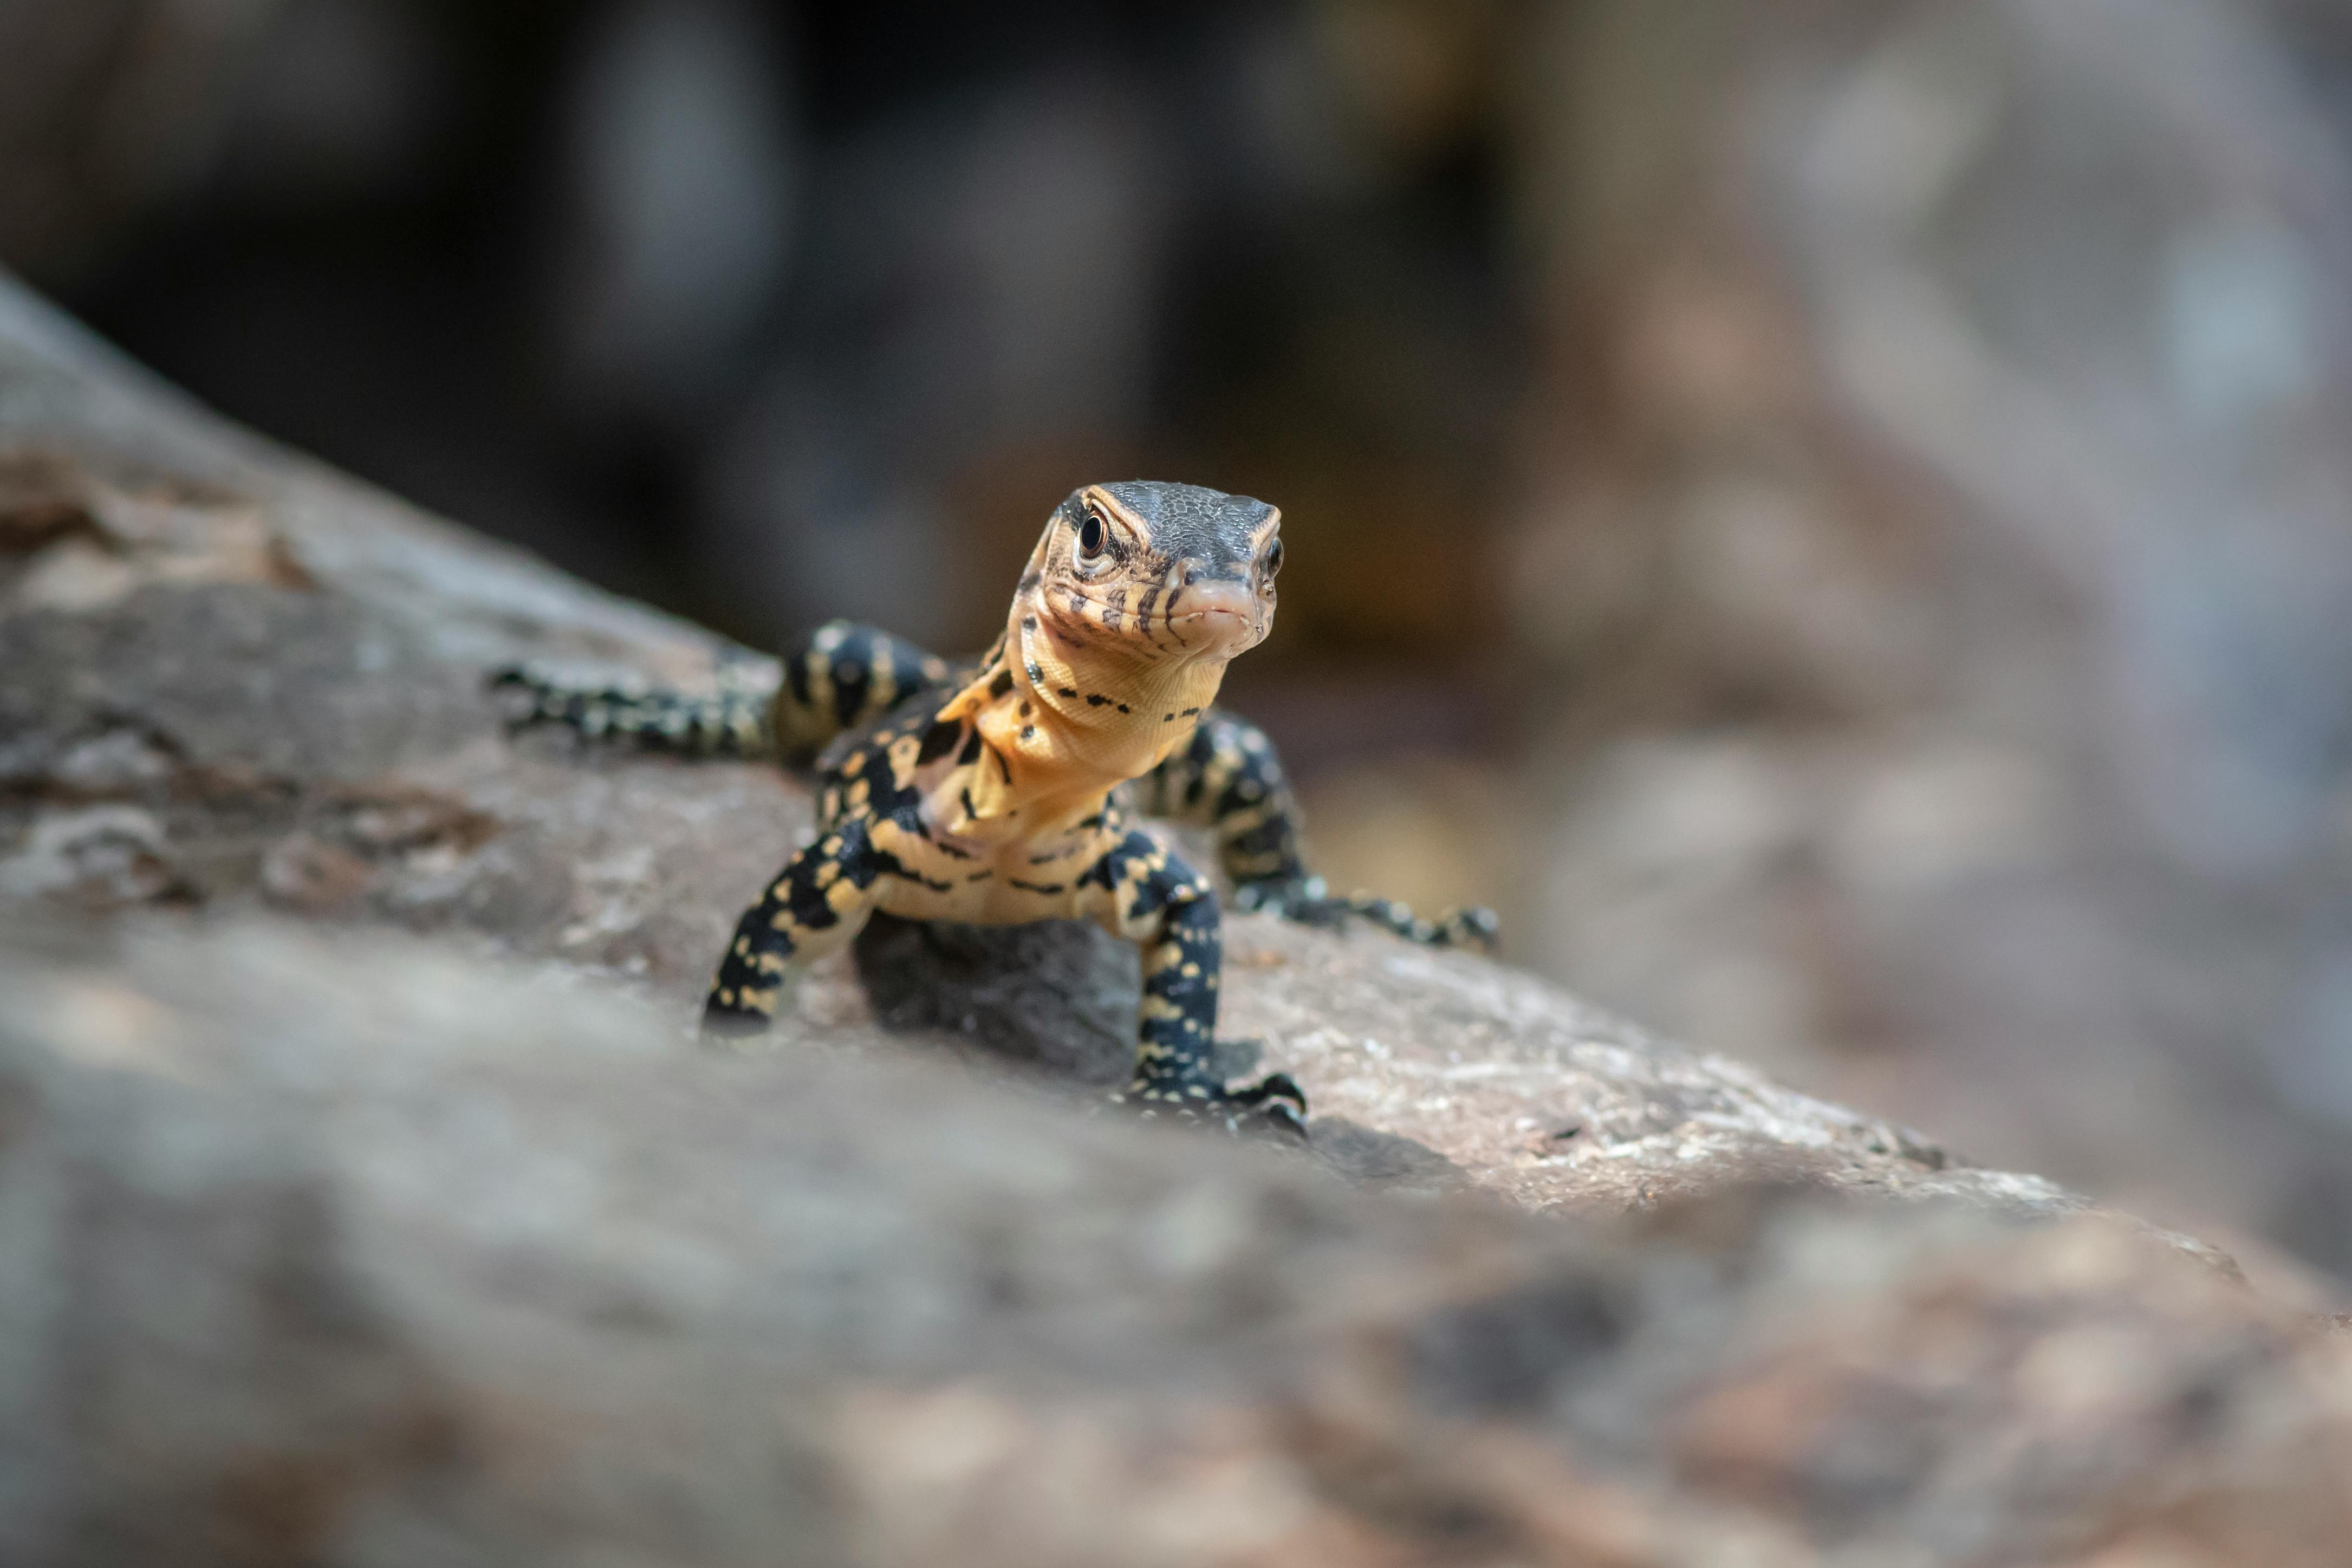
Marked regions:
[938,587,1235,835]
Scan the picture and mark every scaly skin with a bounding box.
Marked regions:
[497,480,1498,1134]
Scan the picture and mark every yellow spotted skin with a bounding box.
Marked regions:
[502,481,1498,1128]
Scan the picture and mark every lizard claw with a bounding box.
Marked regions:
[1224,1070,1307,1112]
[1112,1068,1311,1141]
[698,992,784,1046]
[1440,905,1503,952]
[1252,1098,1309,1140]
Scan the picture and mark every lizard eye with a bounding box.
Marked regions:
[1263,537,1284,578]
[1078,510,1106,557]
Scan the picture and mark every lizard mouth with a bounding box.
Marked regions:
[1161,582,1264,649]
[1169,605,1259,638]
[1162,614,1261,660]
[1051,580,1266,655]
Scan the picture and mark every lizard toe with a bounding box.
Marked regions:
[1112,1072,1311,1141]
[1224,1070,1308,1114]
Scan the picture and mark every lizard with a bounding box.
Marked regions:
[497,480,1497,1135]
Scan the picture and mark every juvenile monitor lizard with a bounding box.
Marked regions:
[500,481,1496,1134]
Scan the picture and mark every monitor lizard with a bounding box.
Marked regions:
[497,480,1497,1135]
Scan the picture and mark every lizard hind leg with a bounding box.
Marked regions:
[1141,709,1502,953]
[492,660,776,758]
[773,621,956,767]
[1232,880,1502,952]
[491,620,959,769]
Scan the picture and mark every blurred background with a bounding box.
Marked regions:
[8,0,2352,1274]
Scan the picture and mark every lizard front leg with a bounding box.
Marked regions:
[1076,829,1305,1136]
[703,819,886,1037]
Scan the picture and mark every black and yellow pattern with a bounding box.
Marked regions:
[502,480,1496,1135]
[771,622,954,767]
[492,660,775,757]
[1131,710,1500,948]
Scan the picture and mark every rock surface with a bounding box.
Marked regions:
[5,919,2351,1568]
[0,272,2130,1231]
[2,273,2343,1562]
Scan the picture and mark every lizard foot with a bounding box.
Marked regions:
[1114,1069,1309,1141]
[1233,876,1500,953]
[698,993,784,1047]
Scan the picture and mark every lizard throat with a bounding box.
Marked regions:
[944,588,1238,831]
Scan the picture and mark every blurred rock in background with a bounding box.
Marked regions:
[6,0,2352,1272]
[1503,0,2352,1271]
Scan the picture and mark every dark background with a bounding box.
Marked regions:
[10,0,2352,1277]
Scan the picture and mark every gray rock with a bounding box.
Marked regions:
[3,919,2348,1567]
[0,265,2121,1234]
[4,270,2338,1563]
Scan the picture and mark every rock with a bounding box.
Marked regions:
[2,270,2335,1559]
[3,918,2350,1568]
[852,912,1151,1085]
[0,271,2169,1241]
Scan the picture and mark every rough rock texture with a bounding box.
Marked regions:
[0,272,2140,1233]
[3,274,2342,1560]
[6,920,2352,1568]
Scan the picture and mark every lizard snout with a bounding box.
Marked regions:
[1165,577,1266,654]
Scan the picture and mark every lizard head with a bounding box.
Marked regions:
[1018,480,1282,668]
[953,480,1283,817]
